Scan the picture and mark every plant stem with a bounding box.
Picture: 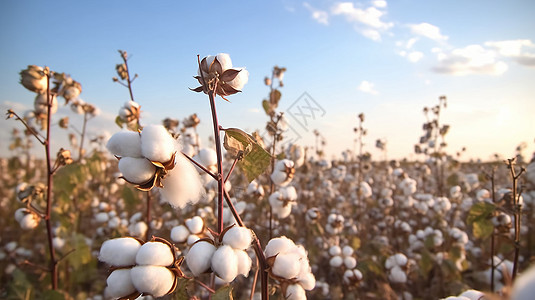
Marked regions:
[146,190,152,241]
[489,167,496,292]
[78,111,88,161]
[120,51,135,102]
[508,158,525,280]
[207,89,224,234]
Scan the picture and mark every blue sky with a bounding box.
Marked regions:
[1,0,534,161]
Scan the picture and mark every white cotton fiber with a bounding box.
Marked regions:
[20,213,39,230]
[194,148,217,169]
[186,241,216,276]
[344,256,357,269]
[106,269,137,299]
[99,237,141,267]
[329,256,343,268]
[235,249,252,277]
[342,246,354,257]
[118,157,156,184]
[264,236,294,258]
[140,124,177,163]
[158,153,204,209]
[285,284,306,300]
[329,245,341,257]
[389,266,407,283]
[187,234,200,245]
[170,225,190,243]
[298,271,316,290]
[185,216,204,235]
[106,131,142,158]
[272,252,301,279]
[211,245,238,283]
[135,241,174,266]
[131,265,175,298]
[222,226,252,250]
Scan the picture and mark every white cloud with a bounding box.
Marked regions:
[358,80,379,95]
[407,51,424,63]
[303,2,329,25]
[408,22,448,42]
[432,45,508,76]
[485,39,535,68]
[372,0,387,8]
[331,2,393,41]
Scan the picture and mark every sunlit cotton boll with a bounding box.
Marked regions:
[185,216,204,235]
[271,160,295,186]
[272,251,302,279]
[329,245,342,256]
[128,221,148,238]
[19,213,40,230]
[186,241,216,276]
[388,266,407,283]
[269,192,293,219]
[105,269,137,299]
[170,225,190,243]
[211,245,239,283]
[235,249,252,277]
[140,124,178,163]
[118,157,156,184]
[34,93,58,115]
[106,131,143,158]
[222,226,252,250]
[227,68,249,91]
[511,264,535,300]
[265,236,295,258]
[131,265,175,298]
[135,241,174,266]
[285,284,306,300]
[99,237,142,267]
[158,153,204,209]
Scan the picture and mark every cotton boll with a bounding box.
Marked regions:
[511,264,535,300]
[159,153,204,209]
[330,256,343,268]
[342,246,354,257]
[52,237,65,250]
[211,245,239,283]
[135,241,174,266]
[118,157,156,184]
[394,253,408,266]
[216,53,233,71]
[458,289,485,300]
[131,265,175,298]
[106,131,142,158]
[222,226,252,250]
[285,284,306,300]
[270,171,288,186]
[329,245,342,257]
[298,271,316,290]
[129,221,148,238]
[105,269,137,299]
[99,237,142,267]
[187,235,200,245]
[344,256,357,269]
[140,124,178,163]
[95,212,109,223]
[186,241,216,276]
[272,252,302,279]
[235,249,252,277]
[194,148,217,171]
[280,186,297,201]
[185,216,204,235]
[273,203,292,219]
[227,68,249,91]
[265,236,295,257]
[389,266,407,283]
[19,213,40,230]
[170,225,190,243]
[14,208,27,223]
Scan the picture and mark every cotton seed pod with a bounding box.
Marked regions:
[185,216,204,235]
[235,249,252,277]
[14,208,28,223]
[344,256,357,269]
[226,68,249,91]
[131,265,175,298]
[20,213,40,230]
[329,245,342,257]
[329,256,343,268]
[265,236,295,258]
[186,240,216,276]
[118,157,156,185]
[135,241,174,266]
[20,65,47,93]
[211,245,239,283]
[105,269,137,299]
[285,284,306,300]
[272,252,302,279]
[99,237,142,267]
[106,131,143,158]
[222,226,252,250]
[170,225,190,243]
[141,124,177,163]
[298,271,316,290]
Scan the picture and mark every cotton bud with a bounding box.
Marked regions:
[329,256,343,268]
[222,226,252,250]
[99,237,142,267]
[131,265,175,298]
[185,216,204,235]
[285,284,306,300]
[265,236,294,257]
[105,269,137,299]
[211,245,239,282]
[34,93,58,115]
[106,131,143,158]
[135,241,174,266]
[388,266,407,283]
[141,124,177,163]
[329,245,342,256]
[170,225,190,243]
[186,241,216,276]
[344,256,357,269]
[118,157,156,184]
[272,252,302,279]
[118,101,140,123]
[20,65,47,93]
[235,249,252,277]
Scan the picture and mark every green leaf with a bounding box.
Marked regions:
[42,290,66,300]
[213,285,233,300]
[67,233,92,271]
[223,128,272,182]
[419,249,434,277]
[473,219,494,239]
[262,99,272,116]
[6,268,33,299]
[172,278,192,300]
[467,202,495,225]
[115,116,124,128]
[122,186,140,211]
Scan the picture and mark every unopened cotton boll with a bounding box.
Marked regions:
[106,131,142,158]
[273,252,302,279]
[185,216,204,235]
[186,241,216,276]
[99,237,142,267]
[158,153,204,209]
[140,124,177,163]
[131,265,175,298]
[105,269,137,299]
[285,284,306,300]
[170,225,190,243]
[265,236,295,258]
[135,241,174,266]
[211,245,239,282]
[118,157,156,184]
[235,249,252,277]
[223,226,253,250]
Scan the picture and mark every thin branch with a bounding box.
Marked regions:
[6,110,46,145]
[181,152,217,180]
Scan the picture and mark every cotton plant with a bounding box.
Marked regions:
[325,213,345,235]
[271,159,296,187]
[269,185,298,219]
[170,216,206,245]
[385,253,409,284]
[328,245,362,285]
